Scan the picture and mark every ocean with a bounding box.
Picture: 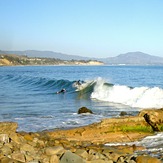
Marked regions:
[0,65,163,156]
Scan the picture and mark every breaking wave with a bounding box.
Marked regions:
[91,77,163,108]
[3,74,163,108]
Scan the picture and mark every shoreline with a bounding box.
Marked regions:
[0,54,104,66]
[0,108,163,162]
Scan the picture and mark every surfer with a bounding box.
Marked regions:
[76,80,82,85]
[73,80,85,89]
[57,88,66,94]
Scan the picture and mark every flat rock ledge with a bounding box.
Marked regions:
[0,108,163,163]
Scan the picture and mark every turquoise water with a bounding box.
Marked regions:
[0,65,163,132]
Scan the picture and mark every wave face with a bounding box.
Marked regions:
[2,74,163,109]
[1,74,76,93]
[91,77,163,108]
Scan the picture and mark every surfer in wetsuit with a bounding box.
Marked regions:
[57,88,66,94]
[77,80,82,85]
[73,80,84,88]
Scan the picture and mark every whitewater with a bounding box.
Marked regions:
[91,77,163,109]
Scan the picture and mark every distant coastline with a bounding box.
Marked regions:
[0,54,103,66]
[1,50,163,65]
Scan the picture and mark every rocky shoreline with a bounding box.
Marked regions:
[0,108,163,163]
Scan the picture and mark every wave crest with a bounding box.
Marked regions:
[91,78,163,108]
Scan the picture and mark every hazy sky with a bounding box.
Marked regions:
[0,0,163,57]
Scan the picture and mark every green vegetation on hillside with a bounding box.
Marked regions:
[0,54,103,66]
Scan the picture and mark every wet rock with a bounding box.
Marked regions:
[139,108,163,130]
[60,150,86,163]
[0,122,18,134]
[143,113,160,131]
[136,155,162,163]
[78,107,93,114]
[119,111,128,116]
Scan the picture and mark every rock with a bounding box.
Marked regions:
[128,160,136,163]
[139,108,163,132]
[42,157,49,163]
[0,157,16,163]
[25,155,34,162]
[9,133,22,144]
[11,152,26,162]
[86,160,111,163]
[20,143,35,152]
[88,149,97,155]
[0,145,12,155]
[50,155,59,163]
[143,113,160,131]
[139,108,163,124]
[103,151,122,162]
[45,146,65,156]
[24,134,34,141]
[125,155,137,163]
[75,149,89,159]
[136,155,162,163]
[28,160,40,163]
[0,122,18,134]
[119,111,127,116]
[78,107,93,114]
[60,150,86,163]
[117,156,125,163]
[37,139,45,147]
[0,134,9,143]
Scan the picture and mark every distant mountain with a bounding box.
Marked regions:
[0,50,89,61]
[1,50,163,65]
[100,52,163,65]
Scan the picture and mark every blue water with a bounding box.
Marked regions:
[0,65,163,132]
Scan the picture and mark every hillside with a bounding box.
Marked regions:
[101,52,163,65]
[0,54,103,66]
[1,50,163,65]
[0,50,89,61]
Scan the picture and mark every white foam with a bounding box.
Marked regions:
[91,78,163,108]
[105,132,163,152]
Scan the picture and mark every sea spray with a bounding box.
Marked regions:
[91,78,163,108]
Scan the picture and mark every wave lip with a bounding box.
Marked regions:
[91,78,163,109]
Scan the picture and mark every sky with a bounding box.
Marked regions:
[0,0,163,58]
